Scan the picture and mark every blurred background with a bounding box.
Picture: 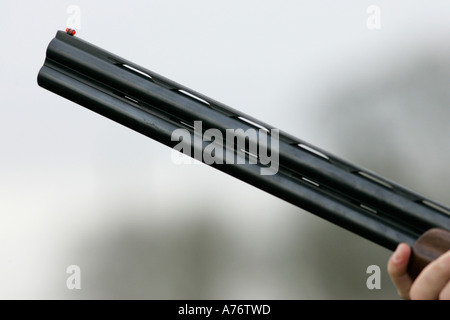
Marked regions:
[1,1,450,299]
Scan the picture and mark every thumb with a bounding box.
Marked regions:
[387,243,413,299]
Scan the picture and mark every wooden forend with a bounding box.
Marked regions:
[408,228,450,280]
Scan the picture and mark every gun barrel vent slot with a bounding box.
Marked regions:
[178,90,210,106]
[179,121,195,130]
[356,171,393,189]
[121,64,153,80]
[236,117,269,132]
[297,144,329,160]
[240,149,258,160]
[421,200,450,216]
[124,95,139,104]
[301,177,320,187]
[360,204,378,215]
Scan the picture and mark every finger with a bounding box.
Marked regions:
[387,243,413,299]
[437,279,450,300]
[410,250,450,300]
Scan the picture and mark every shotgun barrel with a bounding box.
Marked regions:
[37,30,450,277]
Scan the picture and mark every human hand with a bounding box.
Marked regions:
[387,243,450,300]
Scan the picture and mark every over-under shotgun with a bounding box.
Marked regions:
[38,30,450,279]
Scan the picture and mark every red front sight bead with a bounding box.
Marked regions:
[65,28,76,36]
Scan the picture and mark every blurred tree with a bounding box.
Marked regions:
[60,47,450,300]
[302,49,450,299]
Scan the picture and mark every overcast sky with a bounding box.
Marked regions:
[1,1,450,299]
